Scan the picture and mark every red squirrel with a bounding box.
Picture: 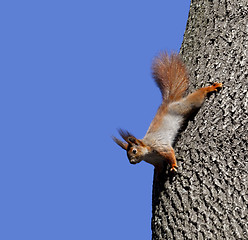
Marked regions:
[113,52,222,172]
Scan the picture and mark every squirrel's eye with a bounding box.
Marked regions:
[132,149,137,154]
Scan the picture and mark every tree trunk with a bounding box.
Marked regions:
[152,1,248,239]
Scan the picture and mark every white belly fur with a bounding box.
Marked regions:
[143,113,183,148]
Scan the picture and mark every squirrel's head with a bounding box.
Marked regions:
[113,129,150,164]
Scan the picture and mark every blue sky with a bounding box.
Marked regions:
[1,1,190,239]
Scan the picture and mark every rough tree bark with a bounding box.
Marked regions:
[152,1,248,239]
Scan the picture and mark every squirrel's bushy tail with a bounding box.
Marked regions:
[152,52,189,103]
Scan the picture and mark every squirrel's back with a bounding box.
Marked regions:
[152,52,189,103]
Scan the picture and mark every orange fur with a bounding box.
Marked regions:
[152,52,189,103]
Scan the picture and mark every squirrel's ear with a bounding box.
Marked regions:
[117,128,143,146]
[127,137,144,146]
[112,136,128,150]
[127,137,137,144]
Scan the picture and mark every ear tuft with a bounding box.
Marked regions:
[116,128,141,146]
[112,136,128,150]
[118,129,135,142]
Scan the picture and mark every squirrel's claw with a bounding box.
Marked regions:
[170,166,178,172]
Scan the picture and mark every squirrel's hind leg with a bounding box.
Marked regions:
[200,82,222,95]
[170,82,222,116]
[185,82,222,109]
